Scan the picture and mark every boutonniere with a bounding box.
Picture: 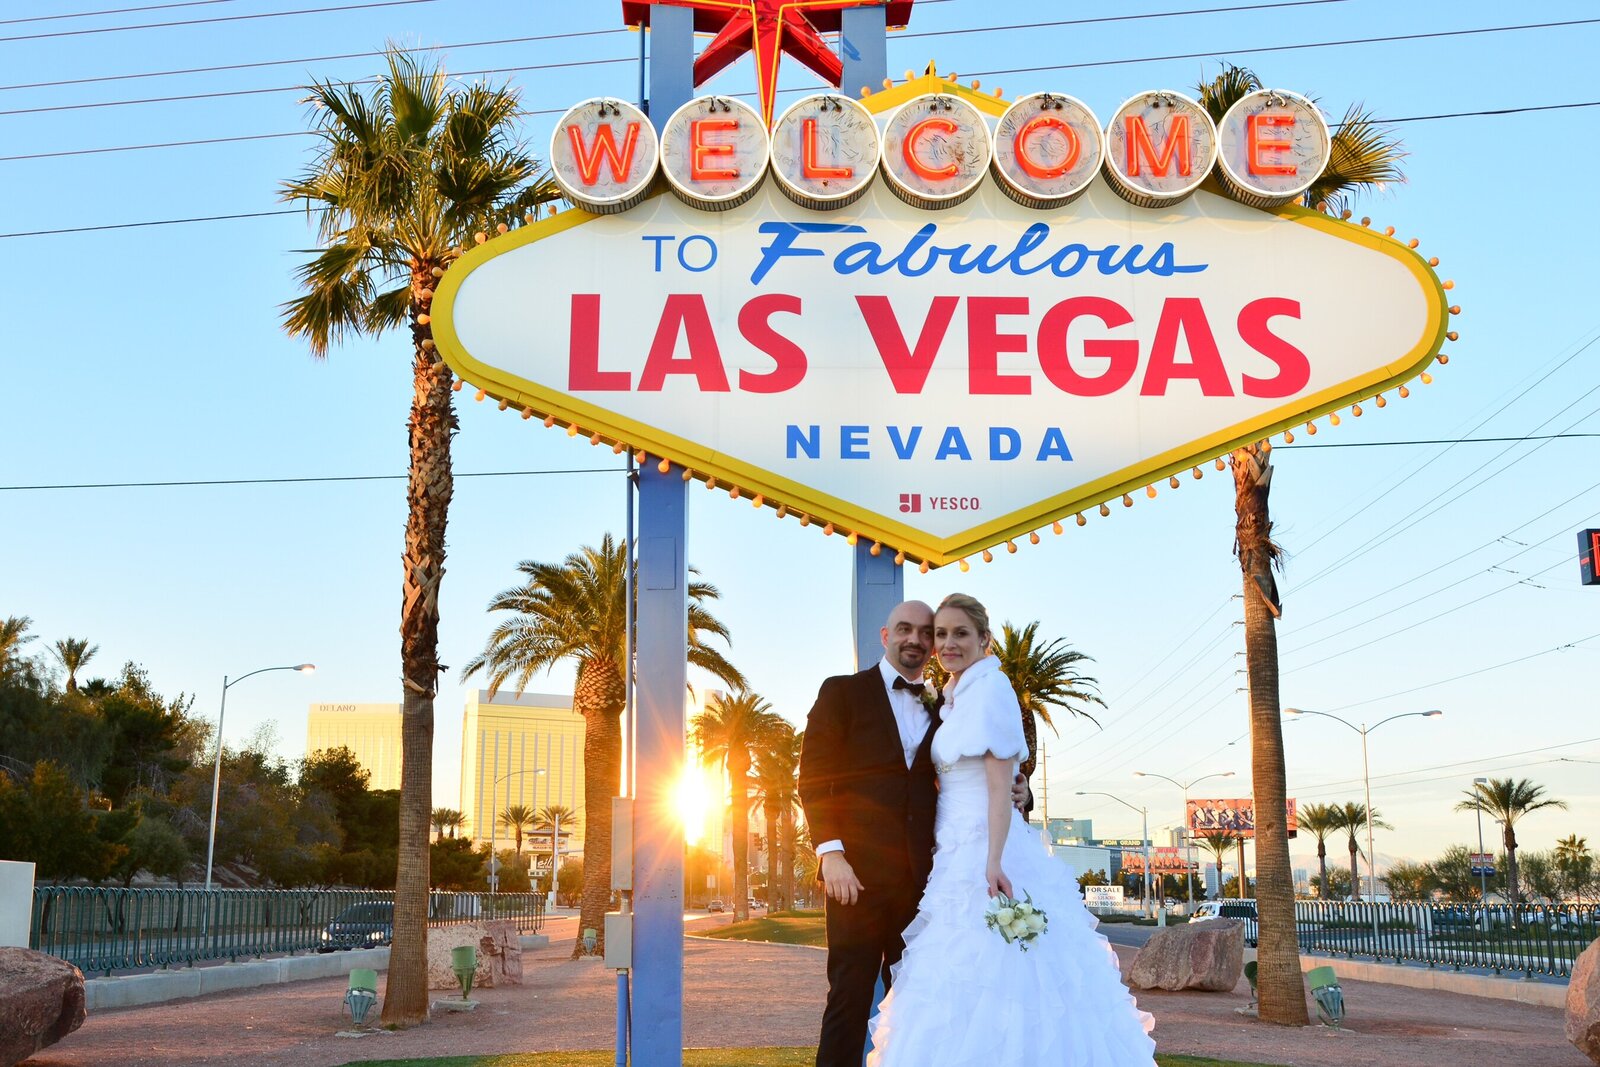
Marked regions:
[918,685,941,711]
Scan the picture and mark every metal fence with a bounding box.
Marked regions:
[31,886,545,976]
[1291,900,1597,980]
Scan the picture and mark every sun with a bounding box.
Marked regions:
[677,761,712,846]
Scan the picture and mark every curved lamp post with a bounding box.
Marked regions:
[1076,790,1151,916]
[204,663,315,891]
[1133,769,1235,903]
[487,767,546,893]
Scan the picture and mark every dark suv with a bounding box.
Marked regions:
[318,902,394,952]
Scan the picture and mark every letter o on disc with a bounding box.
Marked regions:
[880,94,993,210]
[992,92,1104,210]
[1215,89,1330,209]
[660,96,771,211]
[1102,91,1218,209]
[549,98,660,214]
[770,93,880,210]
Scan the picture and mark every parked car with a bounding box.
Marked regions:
[1190,899,1259,946]
[707,898,726,913]
[318,902,394,952]
[748,898,762,910]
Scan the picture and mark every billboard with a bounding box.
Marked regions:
[1186,797,1299,839]
[435,75,1450,567]
[1118,846,1198,875]
[1581,529,1599,586]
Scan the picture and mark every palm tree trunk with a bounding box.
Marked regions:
[731,754,751,923]
[1505,824,1520,906]
[762,799,781,909]
[382,325,455,1027]
[574,661,624,958]
[1348,839,1361,902]
[1316,840,1328,899]
[779,807,795,912]
[1232,443,1307,1025]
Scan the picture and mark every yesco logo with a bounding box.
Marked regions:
[900,493,981,513]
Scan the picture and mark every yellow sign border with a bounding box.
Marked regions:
[434,74,1449,567]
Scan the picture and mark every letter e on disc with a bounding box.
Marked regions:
[661,97,771,211]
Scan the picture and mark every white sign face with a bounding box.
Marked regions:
[770,94,880,209]
[1083,885,1125,906]
[1216,90,1330,208]
[880,94,993,208]
[992,93,1104,208]
[660,96,770,210]
[1103,91,1218,207]
[549,98,659,214]
[435,175,1445,565]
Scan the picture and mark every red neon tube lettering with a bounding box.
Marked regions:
[1124,114,1192,177]
[1014,115,1081,180]
[690,119,740,182]
[903,117,961,181]
[801,118,853,180]
[1246,113,1298,177]
[566,122,642,186]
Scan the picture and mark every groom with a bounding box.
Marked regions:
[799,600,1030,1067]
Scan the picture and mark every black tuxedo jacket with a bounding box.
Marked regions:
[798,665,938,895]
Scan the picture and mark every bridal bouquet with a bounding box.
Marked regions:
[984,892,1048,951]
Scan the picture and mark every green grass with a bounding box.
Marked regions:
[699,914,827,947]
[358,1052,1280,1067]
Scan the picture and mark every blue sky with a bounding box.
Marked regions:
[4,0,1597,866]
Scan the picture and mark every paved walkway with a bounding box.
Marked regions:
[24,915,1589,1067]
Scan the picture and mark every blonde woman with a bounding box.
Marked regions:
[868,594,1156,1066]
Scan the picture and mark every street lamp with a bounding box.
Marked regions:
[1133,769,1235,905]
[204,663,315,892]
[1076,791,1152,917]
[1471,776,1490,903]
[487,767,546,893]
[1283,707,1442,909]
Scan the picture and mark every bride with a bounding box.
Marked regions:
[867,593,1158,1066]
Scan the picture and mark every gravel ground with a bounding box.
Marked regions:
[23,914,1589,1067]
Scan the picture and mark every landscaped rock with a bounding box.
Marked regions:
[1129,918,1244,992]
[1567,936,1600,1065]
[0,947,86,1067]
[425,922,524,991]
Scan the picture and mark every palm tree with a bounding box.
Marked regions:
[1296,803,1341,900]
[463,534,744,956]
[692,690,786,924]
[1454,778,1567,905]
[534,803,577,897]
[0,616,35,668]
[1332,801,1390,902]
[1197,831,1242,898]
[50,637,99,694]
[281,50,555,1027]
[1197,63,1405,1029]
[497,804,536,857]
[430,807,465,839]
[1555,834,1593,905]
[752,723,802,912]
[991,622,1104,782]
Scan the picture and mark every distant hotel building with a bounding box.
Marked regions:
[305,703,403,790]
[460,690,585,853]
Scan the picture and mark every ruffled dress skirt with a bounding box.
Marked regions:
[867,760,1157,1067]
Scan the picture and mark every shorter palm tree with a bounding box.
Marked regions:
[1456,778,1566,905]
[1197,831,1242,898]
[752,724,802,912]
[498,804,537,857]
[0,616,35,668]
[1555,834,1593,905]
[431,807,466,839]
[534,804,577,896]
[51,637,99,693]
[1297,803,1340,900]
[1334,802,1390,902]
[692,689,786,923]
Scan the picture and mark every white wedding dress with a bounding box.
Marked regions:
[867,655,1157,1067]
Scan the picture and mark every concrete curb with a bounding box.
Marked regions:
[1296,952,1568,1009]
[84,934,550,1011]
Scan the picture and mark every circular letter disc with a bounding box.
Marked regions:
[770,94,880,210]
[660,96,771,211]
[1102,90,1218,209]
[992,92,1104,210]
[880,94,993,210]
[1216,89,1331,209]
[549,98,659,214]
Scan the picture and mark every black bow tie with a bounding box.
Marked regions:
[893,676,926,697]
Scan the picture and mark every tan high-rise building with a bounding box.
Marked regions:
[305,703,403,789]
[460,690,585,854]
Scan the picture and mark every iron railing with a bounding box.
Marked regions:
[1291,900,1596,980]
[31,887,544,976]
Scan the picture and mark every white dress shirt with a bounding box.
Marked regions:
[816,657,932,858]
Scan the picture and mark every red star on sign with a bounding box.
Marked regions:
[621,1,916,126]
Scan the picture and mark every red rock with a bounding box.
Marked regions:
[1568,936,1600,1065]
[1128,918,1244,992]
[0,947,86,1067]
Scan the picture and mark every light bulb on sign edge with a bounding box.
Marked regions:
[847,532,860,547]
[1443,280,1454,290]
[589,433,601,446]
[1029,531,1040,544]
[1145,485,1157,498]
[1399,384,1410,398]
[981,550,993,563]
[891,548,903,564]
[496,223,509,234]
[799,515,811,527]
[522,408,533,420]
[1215,457,1226,470]
[658,459,671,474]
[1449,305,1461,315]
[1005,541,1017,554]
[729,487,740,500]
[1122,495,1133,507]
[776,503,787,517]
[1421,372,1433,385]
[1099,503,1110,517]
[474,389,486,402]
[497,398,509,411]
[706,475,717,490]
[1283,429,1294,443]
[1376,394,1387,408]
[919,560,930,574]
[752,494,764,507]
[1447,331,1459,342]
[823,523,835,536]
[612,441,624,454]
[1305,422,1316,435]
[1352,404,1363,417]
[474,232,487,244]
[682,468,694,482]
[1169,476,1180,489]
[1329,412,1340,426]
[451,379,464,392]
[635,450,646,463]
[1437,354,1450,365]
[1074,514,1085,527]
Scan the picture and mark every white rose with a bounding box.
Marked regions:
[1008,919,1031,939]
[1015,902,1034,916]
[1025,912,1046,933]
[996,907,1016,925]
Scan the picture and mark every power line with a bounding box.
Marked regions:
[0,131,312,163]
[0,0,237,25]
[0,467,626,492]
[0,0,442,44]
[1324,630,1600,713]
[1289,736,1600,796]
[1281,433,1600,449]
[0,209,301,239]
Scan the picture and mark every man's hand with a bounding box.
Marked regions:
[820,851,865,906]
[1011,773,1031,815]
